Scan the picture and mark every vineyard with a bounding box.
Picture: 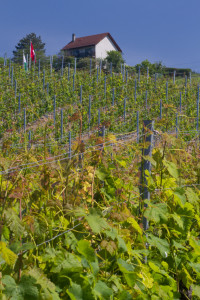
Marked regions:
[0,60,200,299]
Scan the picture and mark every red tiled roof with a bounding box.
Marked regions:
[61,33,122,52]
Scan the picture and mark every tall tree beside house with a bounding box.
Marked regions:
[106,50,125,72]
[13,33,46,64]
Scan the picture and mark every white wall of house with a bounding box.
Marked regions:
[95,36,118,59]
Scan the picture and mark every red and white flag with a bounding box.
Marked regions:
[30,42,36,62]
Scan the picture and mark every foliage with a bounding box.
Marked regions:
[106,50,124,72]
[13,32,46,64]
[76,57,96,70]
[0,61,200,299]
[135,59,165,75]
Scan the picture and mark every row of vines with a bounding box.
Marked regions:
[0,63,200,299]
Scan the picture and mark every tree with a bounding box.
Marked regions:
[13,33,46,64]
[135,60,165,75]
[106,51,124,72]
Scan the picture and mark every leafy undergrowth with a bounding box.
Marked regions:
[0,133,200,299]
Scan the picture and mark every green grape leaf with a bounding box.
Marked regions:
[192,285,200,298]
[163,160,179,179]
[127,217,142,235]
[85,208,108,234]
[185,188,199,204]
[0,241,17,266]
[50,252,82,273]
[77,240,95,262]
[144,202,168,223]
[94,280,113,300]
[67,282,83,300]
[147,234,170,257]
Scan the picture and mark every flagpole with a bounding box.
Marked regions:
[29,40,31,69]
[33,52,36,78]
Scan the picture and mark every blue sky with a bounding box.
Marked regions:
[1,0,200,71]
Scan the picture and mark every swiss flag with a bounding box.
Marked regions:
[30,42,36,62]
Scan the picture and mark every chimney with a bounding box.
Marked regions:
[72,33,76,42]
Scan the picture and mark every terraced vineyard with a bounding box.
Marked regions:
[0,62,200,299]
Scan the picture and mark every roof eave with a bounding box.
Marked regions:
[62,44,96,51]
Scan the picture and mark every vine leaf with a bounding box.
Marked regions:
[163,160,179,179]
[144,201,168,223]
[93,280,113,300]
[127,217,142,235]
[2,275,39,300]
[50,252,82,273]
[0,241,17,266]
[146,234,170,257]
[192,285,200,298]
[85,208,108,234]
[185,188,199,204]
[77,240,96,262]
[67,282,83,300]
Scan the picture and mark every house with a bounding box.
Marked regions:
[61,32,122,59]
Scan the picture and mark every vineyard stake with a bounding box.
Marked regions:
[97,66,99,83]
[123,63,125,82]
[74,58,77,75]
[15,80,17,98]
[73,73,75,92]
[43,70,45,90]
[11,67,13,87]
[3,53,7,66]
[110,62,112,76]
[61,109,63,140]
[99,125,105,151]
[100,59,102,75]
[69,131,71,159]
[166,81,168,102]
[54,95,56,126]
[112,88,115,106]
[18,93,21,113]
[9,59,11,78]
[98,108,100,127]
[137,111,139,143]
[160,99,162,119]
[147,67,149,83]
[145,90,148,110]
[80,85,82,104]
[89,95,91,128]
[50,56,52,76]
[180,92,182,112]
[61,55,64,77]
[173,70,176,85]
[104,76,106,97]
[138,66,140,82]
[90,59,92,77]
[197,85,199,132]
[155,73,157,91]
[38,59,40,78]
[28,131,31,149]
[135,79,137,103]
[141,120,154,262]
[24,108,26,132]
[68,63,70,80]
[124,98,126,122]
[47,83,49,95]
[176,113,178,138]
[126,70,128,84]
